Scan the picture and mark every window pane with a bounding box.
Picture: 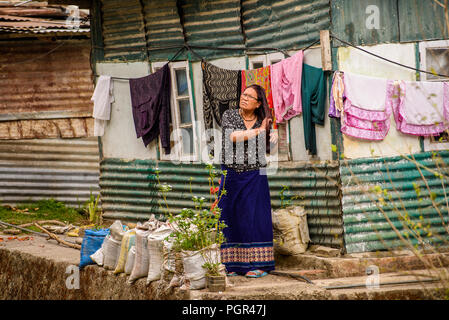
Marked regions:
[178,99,192,124]
[175,69,188,96]
[181,127,194,155]
[252,62,264,69]
[425,48,449,80]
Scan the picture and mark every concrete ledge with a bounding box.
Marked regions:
[0,236,188,300]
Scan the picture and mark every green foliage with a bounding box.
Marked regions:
[84,190,102,227]
[155,163,228,276]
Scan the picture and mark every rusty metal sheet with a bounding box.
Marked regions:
[0,39,94,120]
[0,117,94,140]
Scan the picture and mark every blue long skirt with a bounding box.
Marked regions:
[217,165,275,274]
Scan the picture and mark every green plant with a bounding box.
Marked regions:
[279,184,301,209]
[84,190,101,226]
[155,163,228,276]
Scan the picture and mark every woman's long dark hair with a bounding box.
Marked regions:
[243,84,273,153]
[245,84,272,122]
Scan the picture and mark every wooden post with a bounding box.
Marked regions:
[320,30,332,71]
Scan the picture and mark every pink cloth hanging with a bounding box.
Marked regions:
[340,77,395,141]
[392,81,449,136]
[271,50,304,123]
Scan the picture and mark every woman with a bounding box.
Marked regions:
[217,84,278,278]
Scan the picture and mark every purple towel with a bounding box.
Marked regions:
[129,64,171,154]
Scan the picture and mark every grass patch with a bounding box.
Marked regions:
[0,199,89,228]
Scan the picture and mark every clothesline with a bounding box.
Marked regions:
[96,36,449,82]
[330,33,449,79]
[93,39,321,81]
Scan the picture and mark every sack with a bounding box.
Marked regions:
[272,206,310,255]
[125,246,136,275]
[182,245,219,290]
[109,220,126,241]
[128,228,150,283]
[90,235,109,266]
[103,235,122,270]
[146,225,173,284]
[114,230,136,274]
[79,228,109,268]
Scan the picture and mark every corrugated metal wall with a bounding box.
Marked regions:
[0,137,100,207]
[100,159,344,249]
[398,0,449,42]
[0,39,94,120]
[100,0,148,61]
[340,151,449,253]
[95,0,331,62]
[181,0,245,58]
[142,0,185,61]
[331,0,449,46]
[242,0,330,49]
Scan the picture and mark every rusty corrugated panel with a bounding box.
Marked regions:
[0,137,100,207]
[0,39,94,120]
[180,0,245,59]
[0,117,94,140]
[331,0,399,46]
[242,0,330,49]
[398,0,449,42]
[141,0,185,61]
[340,151,449,253]
[100,159,344,249]
[100,0,148,61]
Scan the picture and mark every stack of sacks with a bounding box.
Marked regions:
[340,72,394,141]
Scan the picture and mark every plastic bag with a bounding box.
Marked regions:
[79,228,109,268]
[272,206,310,255]
[114,229,136,274]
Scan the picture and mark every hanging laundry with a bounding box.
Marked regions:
[129,63,171,154]
[91,75,114,136]
[202,61,241,155]
[301,64,326,155]
[241,65,277,129]
[340,72,393,141]
[328,71,344,118]
[392,81,449,136]
[271,50,304,123]
[202,61,241,128]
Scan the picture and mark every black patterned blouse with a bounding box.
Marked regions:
[221,109,267,173]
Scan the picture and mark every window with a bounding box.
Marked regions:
[419,40,449,152]
[152,61,198,162]
[247,52,291,161]
[419,40,449,81]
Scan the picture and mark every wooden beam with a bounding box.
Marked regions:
[320,30,332,71]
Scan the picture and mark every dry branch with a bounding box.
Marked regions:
[34,223,81,250]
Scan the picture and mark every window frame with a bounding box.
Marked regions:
[151,61,198,162]
[418,40,449,150]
